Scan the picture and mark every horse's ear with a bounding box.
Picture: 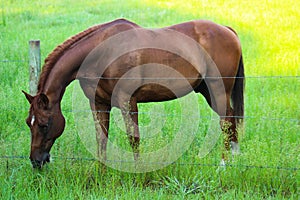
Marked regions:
[22,90,34,104]
[37,93,49,110]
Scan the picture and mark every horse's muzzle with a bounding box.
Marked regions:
[30,153,50,169]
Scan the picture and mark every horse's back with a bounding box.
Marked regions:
[101,19,241,67]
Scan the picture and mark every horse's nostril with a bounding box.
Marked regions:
[31,160,42,169]
[30,153,51,169]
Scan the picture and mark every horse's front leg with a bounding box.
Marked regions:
[121,97,140,161]
[90,102,111,161]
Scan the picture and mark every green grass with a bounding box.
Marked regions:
[1,0,299,199]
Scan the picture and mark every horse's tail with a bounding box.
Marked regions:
[231,55,245,123]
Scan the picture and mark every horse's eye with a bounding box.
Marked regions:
[26,118,31,127]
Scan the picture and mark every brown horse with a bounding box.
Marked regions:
[23,18,244,168]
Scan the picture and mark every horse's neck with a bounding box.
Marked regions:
[42,39,98,105]
[41,20,139,105]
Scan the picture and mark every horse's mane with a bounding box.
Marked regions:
[37,19,135,93]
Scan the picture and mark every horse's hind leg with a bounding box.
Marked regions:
[197,80,239,161]
[90,102,111,161]
[220,96,240,158]
[120,97,140,160]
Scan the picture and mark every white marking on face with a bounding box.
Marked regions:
[31,115,35,126]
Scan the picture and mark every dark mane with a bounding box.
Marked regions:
[37,19,135,93]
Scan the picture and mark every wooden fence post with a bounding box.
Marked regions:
[29,40,41,95]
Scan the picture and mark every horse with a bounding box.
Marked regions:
[22,18,244,169]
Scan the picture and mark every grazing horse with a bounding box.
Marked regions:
[23,18,244,168]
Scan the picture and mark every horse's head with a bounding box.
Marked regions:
[22,91,65,168]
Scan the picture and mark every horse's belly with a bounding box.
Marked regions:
[135,83,194,102]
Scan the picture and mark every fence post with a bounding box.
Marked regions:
[29,40,41,95]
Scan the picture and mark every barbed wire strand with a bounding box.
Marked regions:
[13,108,299,123]
[78,76,300,80]
[2,106,299,122]
[2,107,299,122]
[0,156,300,171]
[1,155,299,171]
[1,60,27,63]
[1,60,300,79]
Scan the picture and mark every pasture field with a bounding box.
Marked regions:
[0,0,299,199]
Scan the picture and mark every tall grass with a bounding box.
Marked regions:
[0,0,299,199]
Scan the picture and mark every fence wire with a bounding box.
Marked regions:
[1,155,299,171]
[1,58,299,79]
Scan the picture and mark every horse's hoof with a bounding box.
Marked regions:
[230,141,241,156]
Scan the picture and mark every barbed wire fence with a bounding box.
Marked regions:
[1,42,299,172]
